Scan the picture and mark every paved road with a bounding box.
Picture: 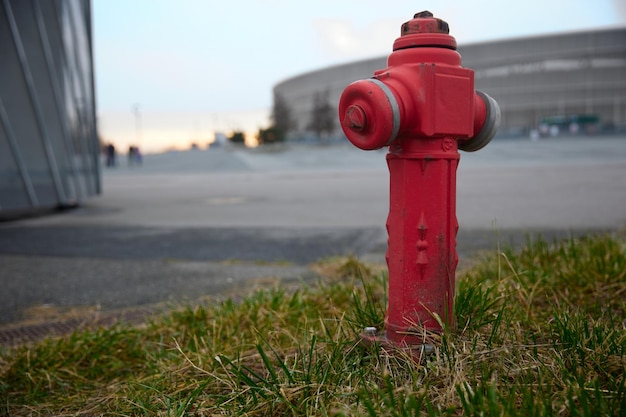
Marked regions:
[1,136,625,328]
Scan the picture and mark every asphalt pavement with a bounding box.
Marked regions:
[1,136,625,339]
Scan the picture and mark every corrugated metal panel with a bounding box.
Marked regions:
[0,0,100,216]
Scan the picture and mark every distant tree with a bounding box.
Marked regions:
[228,131,246,145]
[256,92,292,145]
[257,126,284,145]
[308,89,335,139]
[271,92,293,135]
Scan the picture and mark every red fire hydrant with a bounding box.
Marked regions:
[339,11,500,349]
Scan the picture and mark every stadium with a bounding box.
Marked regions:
[273,27,626,140]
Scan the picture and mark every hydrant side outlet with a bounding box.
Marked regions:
[338,79,401,150]
[339,11,499,349]
[459,91,501,152]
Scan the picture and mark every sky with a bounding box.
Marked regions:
[93,0,626,153]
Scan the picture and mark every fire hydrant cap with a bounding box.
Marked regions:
[402,11,449,35]
[394,11,456,50]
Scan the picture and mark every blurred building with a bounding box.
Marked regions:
[274,28,626,141]
[0,0,99,217]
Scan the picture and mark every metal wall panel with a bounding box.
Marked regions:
[0,0,99,216]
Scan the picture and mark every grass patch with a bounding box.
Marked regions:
[1,235,625,416]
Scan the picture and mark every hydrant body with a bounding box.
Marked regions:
[339,12,500,347]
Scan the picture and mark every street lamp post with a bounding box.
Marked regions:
[132,103,142,148]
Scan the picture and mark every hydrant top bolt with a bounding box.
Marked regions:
[343,104,367,132]
[401,10,450,36]
[413,11,434,18]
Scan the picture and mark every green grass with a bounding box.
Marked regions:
[1,234,625,416]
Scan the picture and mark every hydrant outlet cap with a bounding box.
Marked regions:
[339,79,401,150]
[459,91,501,152]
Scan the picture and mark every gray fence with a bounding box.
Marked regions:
[0,0,100,216]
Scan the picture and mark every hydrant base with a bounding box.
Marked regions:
[359,329,436,362]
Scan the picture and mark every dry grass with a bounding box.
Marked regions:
[1,234,625,416]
